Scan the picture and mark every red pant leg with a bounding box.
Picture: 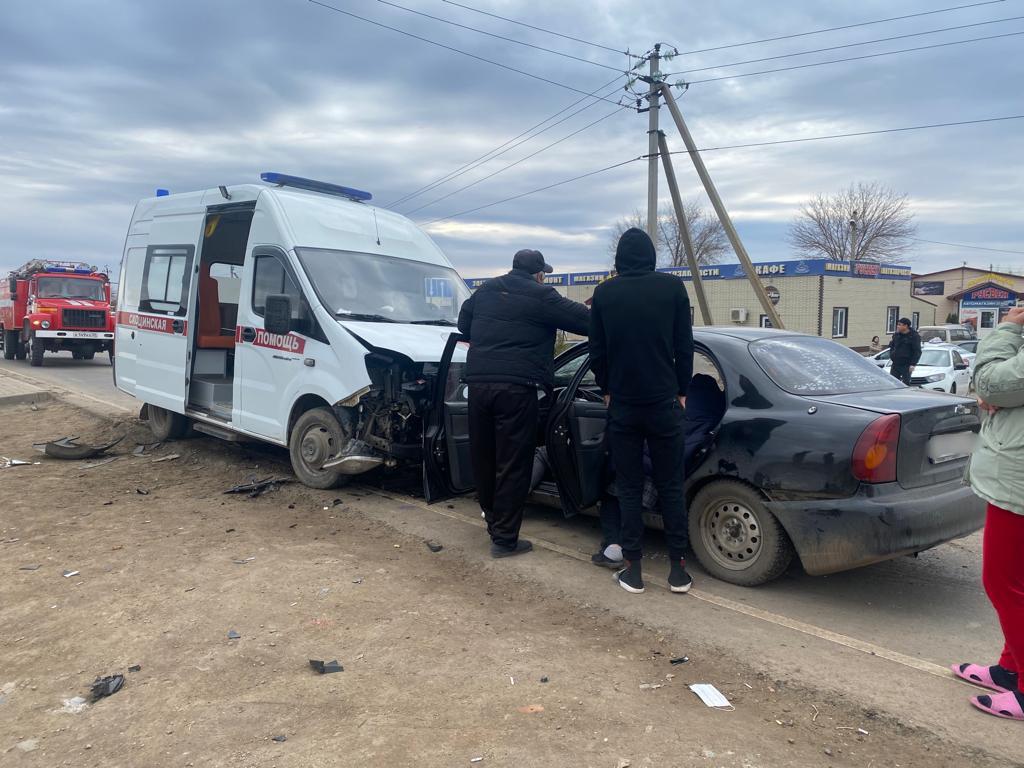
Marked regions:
[982,503,1024,690]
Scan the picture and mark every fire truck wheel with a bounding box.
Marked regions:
[14,339,26,360]
[2,330,16,360]
[29,335,44,367]
[83,351,95,360]
[289,407,352,490]
[148,405,190,441]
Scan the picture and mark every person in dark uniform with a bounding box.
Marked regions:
[590,228,694,595]
[457,249,590,558]
[888,318,922,385]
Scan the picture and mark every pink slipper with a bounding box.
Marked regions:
[951,663,1013,693]
[970,691,1024,721]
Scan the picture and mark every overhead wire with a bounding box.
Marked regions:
[670,0,1009,57]
[375,0,625,73]
[405,100,631,215]
[666,14,1024,76]
[911,238,1024,255]
[306,0,626,104]
[684,30,1024,85]
[440,0,637,57]
[426,114,1024,225]
[388,73,624,208]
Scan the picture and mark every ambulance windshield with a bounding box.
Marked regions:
[296,248,470,324]
[35,277,106,301]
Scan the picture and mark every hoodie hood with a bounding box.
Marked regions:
[615,227,657,273]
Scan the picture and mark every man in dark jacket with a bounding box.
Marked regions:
[590,228,694,594]
[457,249,590,557]
[888,318,922,385]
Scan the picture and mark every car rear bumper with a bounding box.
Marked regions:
[764,478,985,576]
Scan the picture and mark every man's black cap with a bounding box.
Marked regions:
[513,249,553,274]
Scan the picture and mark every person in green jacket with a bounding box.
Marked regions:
[952,306,1024,722]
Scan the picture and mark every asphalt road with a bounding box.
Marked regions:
[1,353,1015,762]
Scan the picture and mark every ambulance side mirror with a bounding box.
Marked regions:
[264,294,292,336]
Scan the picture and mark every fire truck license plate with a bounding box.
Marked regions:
[70,331,100,338]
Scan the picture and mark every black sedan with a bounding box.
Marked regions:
[424,327,986,586]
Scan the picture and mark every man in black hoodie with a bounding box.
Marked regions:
[888,317,922,385]
[590,228,694,594]
[458,249,590,558]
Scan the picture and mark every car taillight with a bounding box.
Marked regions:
[852,414,900,484]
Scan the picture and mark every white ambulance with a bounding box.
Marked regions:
[114,173,471,489]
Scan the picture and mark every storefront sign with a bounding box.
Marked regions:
[913,280,945,296]
[765,286,781,305]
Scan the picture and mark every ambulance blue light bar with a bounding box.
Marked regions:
[260,172,372,202]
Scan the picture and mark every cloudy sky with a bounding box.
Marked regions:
[1,0,1022,281]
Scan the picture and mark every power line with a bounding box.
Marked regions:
[911,238,1024,255]
[671,0,1008,57]
[307,0,626,104]
[406,103,629,215]
[375,0,625,73]
[684,30,1024,85]
[440,0,636,57]
[668,14,1024,76]
[422,157,642,225]
[656,115,1024,155]
[427,114,1023,225]
[389,74,623,207]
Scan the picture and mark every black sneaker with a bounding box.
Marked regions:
[668,561,693,593]
[591,551,624,569]
[491,539,533,559]
[616,561,644,594]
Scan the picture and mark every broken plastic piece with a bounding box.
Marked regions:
[127,665,142,673]
[90,674,125,701]
[271,735,287,743]
[426,540,444,553]
[309,659,343,674]
[60,696,89,714]
[227,630,241,640]
[43,434,124,460]
[62,570,80,578]
[670,656,689,665]
[19,564,41,571]
[224,477,292,498]
[470,758,483,763]
[136,488,150,495]
[540,676,549,683]
[81,457,118,470]
[689,683,733,710]
[2,456,39,468]
[151,453,180,463]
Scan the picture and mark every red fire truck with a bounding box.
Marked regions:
[0,260,116,366]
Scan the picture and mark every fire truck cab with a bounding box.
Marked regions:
[1,260,115,366]
[115,172,470,489]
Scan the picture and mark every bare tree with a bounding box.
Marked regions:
[608,202,729,267]
[788,182,916,263]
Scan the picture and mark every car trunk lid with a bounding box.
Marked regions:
[808,390,980,489]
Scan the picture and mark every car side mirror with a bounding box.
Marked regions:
[264,294,292,336]
[954,363,969,371]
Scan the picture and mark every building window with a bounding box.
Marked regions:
[886,306,900,335]
[831,307,848,339]
[911,311,920,329]
[759,314,773,328]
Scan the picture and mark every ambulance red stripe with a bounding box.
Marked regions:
[116,311,187,335]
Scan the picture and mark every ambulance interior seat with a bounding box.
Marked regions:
[197,264,235,350]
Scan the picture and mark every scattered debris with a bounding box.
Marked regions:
[2,456,39,468]
[90,674,125,701]
[509,676,515,686]
[309,659,343,674]
[424,539,444,553]
[516,704,544,714]
[227,630,241,640]
[224,477,291,498]
[617,760,632,768]
[127,665,142,673]
[811,704,820,723]
[271,735,287,743]
[689,684,733,710]
[824,748,834,757]
[857,728,870,736]
[15,739,38,752]
[81,456,118,470]
[352,577,363,584]
[132,445,147,457]
[151,453,180,463]
[232,557,256,565]
[225,528,236,533]
[60,696,89,714]
[103,500,113,506]
[42,434,124,460]
[540,676,549,683]
[639,683,663,691]
[669,656,689,665]
[331,498,343,507]
[136,488,150,495]
[19,564,41,571]
[62,570,80,578]
[470,758,483,764]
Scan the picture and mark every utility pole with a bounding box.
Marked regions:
[645,44,661,243]
[658,82,784,329]
[657,130,711,326]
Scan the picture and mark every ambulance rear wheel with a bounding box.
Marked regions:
[148,405,190,441]
[289,407,352,490]
[29,335,44,367]
[2,330,16,360]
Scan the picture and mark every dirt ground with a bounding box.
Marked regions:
[0,398,1015,768]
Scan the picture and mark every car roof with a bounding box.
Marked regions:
[693,326,808,342]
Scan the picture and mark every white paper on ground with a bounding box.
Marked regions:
[689,684,734,710]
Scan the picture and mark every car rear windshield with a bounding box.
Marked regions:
[750,336,904,396]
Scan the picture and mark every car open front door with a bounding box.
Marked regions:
[423,333,475,503]
[545,351,607,517]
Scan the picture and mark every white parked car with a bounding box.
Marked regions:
[878,346,972,394]
[869,348,892,368]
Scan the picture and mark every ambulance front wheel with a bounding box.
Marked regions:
[289,407,352,490]
[148,405,191,441]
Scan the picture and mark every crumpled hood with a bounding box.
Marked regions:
[337,320,466,363]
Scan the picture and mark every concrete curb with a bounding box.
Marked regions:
[0,373,52,407]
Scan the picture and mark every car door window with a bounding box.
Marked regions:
[553,351,595,389]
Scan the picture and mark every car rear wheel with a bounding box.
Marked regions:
[289,407,352,490]
[689,480,794,587]
[148,405,190,441]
